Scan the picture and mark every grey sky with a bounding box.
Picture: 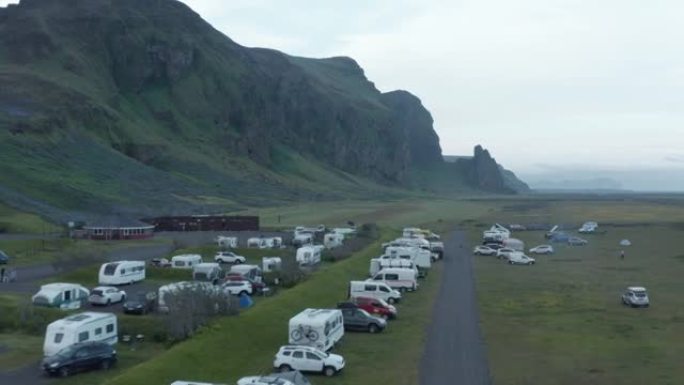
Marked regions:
[3,0,683,190]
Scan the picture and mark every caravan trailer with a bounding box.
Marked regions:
[217,236,238,248]
[503,238,525,252]
[98,261,145,285]
[288,309,344,351]
[369,258,417,277]
[247,237,262,248]
[229,264,263,282]
[32,283,89,310]
[296,246,322,266]
[171,254,203,269]
[262,257,282,273]
[43,312,117,356]
[324,233,344,249]
[192,263,225,285]
[385,246,432,270]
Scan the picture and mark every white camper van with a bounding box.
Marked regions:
[98,261,145,285]
[229,264,263,282]
[369,258,417,277]
[43,312,117,356]
[296,246,322,266]
[247,237,262,248]
[262,257,282,273]
[192,263,224,284]
[158,281,216,313]
[292,232,314,247]
[348,281,402,304]
[369,268,418,292]
[171,254,203,269]
[217,236,238,248]
[288,309,344,351]
[259,237,283,249]
[32,283,89,310]
[323,233,344,249]
[385,246,432,270]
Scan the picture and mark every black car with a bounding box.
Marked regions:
[0,250,9,264]
[123,291,157,315]
[42,341,117,377]
[340,307,387,333]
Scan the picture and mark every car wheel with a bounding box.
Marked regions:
[100,359,112,370]
[59,367,70,377]
[387,298,396,304]
[323,366,336,377]
[279,364,292,373]
[368,324,379,333]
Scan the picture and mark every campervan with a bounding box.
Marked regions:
[292,232,314,247]
[43,312,117,356]
[247,237,262,248]
[296,246,322,266]
[385,246,432,270]
[259,237,283,249]
[369,258,418,277]
[369,268,418,292]
[262,257,282,273]
[288,308,344,351]
[171,254,203,269]
[157,281,216,313]
[98,261,145,285]
[217,236,238,248]
[229,264,263,282]
[192,263,225,285]
[32,283,89,310]
[323,233,344,249]
[348,281,402,304]
[503,238,525,252]
[383,237,431,252]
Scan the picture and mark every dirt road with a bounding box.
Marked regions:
[419,230,492,385]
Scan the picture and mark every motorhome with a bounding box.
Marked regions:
[217,236,238,248]
[348,280,402,304]
[369,258,418,277]
[262,257,282,273]
[288,308,344,351]
[503,238,525,251]
[292,232,314,247]
[192,263,225,285]
[98,261,145,285]
[385,246,432,270]
[43,312,117,356]
[229,264,263,282]
[157,281,216,313]
[247,237,262,248]
[171,254,203,269]
[369,268,418,292]
[382,237,431,252]
[323,233,344,249]
[429,241,444,259]
[32,283,89,310]
[258,237,283,249]
[296,246,322,266]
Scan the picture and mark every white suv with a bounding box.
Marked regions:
[222,280,253,296]
[214,251,246,264]
[496,248,516,260]
[622,287,650,308]
[508,253,535,265]
[273,345,345,377]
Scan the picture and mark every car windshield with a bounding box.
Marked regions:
[634,292,647,298]
[91,290,104,296]
[55,344,77,357]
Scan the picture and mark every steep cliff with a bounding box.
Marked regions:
[443,146,530,193]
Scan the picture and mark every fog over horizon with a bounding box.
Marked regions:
[2,0,682,191]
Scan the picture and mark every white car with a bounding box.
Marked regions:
[622,286,650,308]
[496,247,516,260]
[221,280,253,296]
[88,286,126,306]
[529,245,554,255]
[274,345,345,377]
[214,251,246,264]
[568,237,588,246]
[508,253,535,265]
[473,245,497,256]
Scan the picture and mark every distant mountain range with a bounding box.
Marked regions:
[0,0,528,220]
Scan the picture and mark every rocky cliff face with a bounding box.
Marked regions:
[444,146,530,193]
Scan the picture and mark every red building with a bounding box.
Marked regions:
[141,215,259,232]
[83,218,155,240]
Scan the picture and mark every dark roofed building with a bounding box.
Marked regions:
[83,217,155,240]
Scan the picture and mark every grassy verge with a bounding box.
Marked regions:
[0,203,60,234]
[0,333,43,371]
[472,225,684,385]
[104,228,443,385]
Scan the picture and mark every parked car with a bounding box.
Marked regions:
[350,296,397,319]
[42,341,117,377]
[238,371,311,385]
[340,307,387,333]
[88,286,126,306]
[496,248,516,260]
[273,345,345,377]
[473,245,497,256]
[221,280,253,296]
[224,274,266,294]
[508,253,536,265]
[150,258,171,268]
[529,245,554,255]
[568,237,588,246]
[622,287,650,308]
[0,250,9,264]
[214,251,246,264]
[122,291,157,315]
[483,242,505,250]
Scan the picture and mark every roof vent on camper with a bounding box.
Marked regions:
[66,314,91,322]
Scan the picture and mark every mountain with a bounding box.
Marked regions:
[0,0,526,220]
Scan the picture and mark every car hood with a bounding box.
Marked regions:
[328,353,345,364]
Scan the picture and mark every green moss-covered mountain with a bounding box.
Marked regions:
[0,0,527,219]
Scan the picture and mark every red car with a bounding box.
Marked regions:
[351,296,397,319]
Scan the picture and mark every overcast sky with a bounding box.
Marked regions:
[3,0,683,190]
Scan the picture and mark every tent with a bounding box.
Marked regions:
[550,232,570,243]
[239,293,254,308]
[620,239,632,247]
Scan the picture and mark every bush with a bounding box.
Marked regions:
[357,223,380,239]
[263,258,309,289]
[119,315,169,343]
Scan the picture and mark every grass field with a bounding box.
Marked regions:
[0,333,43,371]
[0,203,59,234]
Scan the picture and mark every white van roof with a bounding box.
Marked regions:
[376,267,416,274]
[172,254,202,260]
[289,308,341,326]
[39,282,85,291]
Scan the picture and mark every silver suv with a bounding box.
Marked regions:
[273,345,345,377]
[214,251,246,264]
[622,287,649,308]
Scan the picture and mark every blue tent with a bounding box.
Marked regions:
[239,293,254,309]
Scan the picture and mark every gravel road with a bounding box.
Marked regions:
[419,230,492,385]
